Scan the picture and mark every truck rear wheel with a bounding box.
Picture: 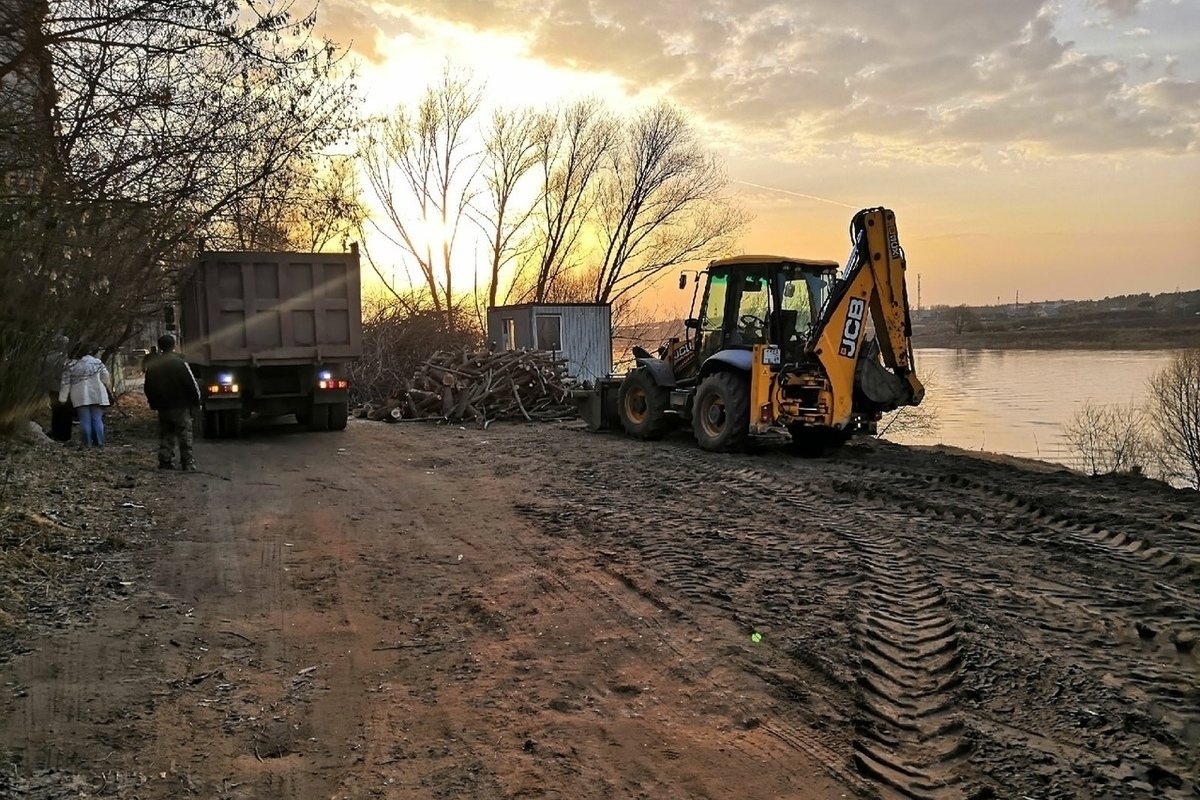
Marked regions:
[618,368,672,440]
[307,402,331,431]
[202,410,221,439]
[328,401,349,431]
[692,371,749,452]
[222,410,242,439]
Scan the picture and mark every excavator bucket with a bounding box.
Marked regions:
[571,378,622,432]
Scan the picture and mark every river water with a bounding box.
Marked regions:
[883,348,1179,470]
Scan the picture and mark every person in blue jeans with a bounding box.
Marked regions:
[59,345,112,446]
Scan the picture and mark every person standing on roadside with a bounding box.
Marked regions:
[141,345,157,372]
[59,344,112,446]
[41,334,73,442]
[143,334,202,470]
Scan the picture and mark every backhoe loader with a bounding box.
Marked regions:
[574,207,924,454]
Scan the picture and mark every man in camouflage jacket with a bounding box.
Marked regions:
[143,334,202,470]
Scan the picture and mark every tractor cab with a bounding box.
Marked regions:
[688,256,840,370]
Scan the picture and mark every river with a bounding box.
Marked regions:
[883,348,1179,471]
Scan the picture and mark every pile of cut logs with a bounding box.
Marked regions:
[353,348,578,426]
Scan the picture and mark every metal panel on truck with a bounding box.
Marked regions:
[179,250,362,366]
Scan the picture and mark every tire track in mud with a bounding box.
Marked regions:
[513,430,1200,797]
[717,466,970,799]
[821,460,1200,765]
[511,504,879,798]
[833,462,1200,584]
[524,437,975,799]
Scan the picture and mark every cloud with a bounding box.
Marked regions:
[319,0,412,63]
[1086,0,1142,19]
[359,0,1199,158]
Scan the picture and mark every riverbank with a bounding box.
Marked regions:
[912,319,1200,350]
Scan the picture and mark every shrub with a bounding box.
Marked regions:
[1062,400,1148,476]
[1146,349,1200,489]
[348,295,482,405]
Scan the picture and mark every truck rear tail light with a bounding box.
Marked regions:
[207,383,240,394]
[759,404,772,424]
[318,379,349,390]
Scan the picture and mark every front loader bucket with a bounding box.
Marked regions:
[571,378,622,432]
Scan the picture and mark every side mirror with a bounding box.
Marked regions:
[684,318,700,330]
[678,273,687,290]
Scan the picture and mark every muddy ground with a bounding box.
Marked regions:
[1,407,1198,800]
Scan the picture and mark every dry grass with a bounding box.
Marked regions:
[0,394,160,658]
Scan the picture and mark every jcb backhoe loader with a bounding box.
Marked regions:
[574,207,924,454]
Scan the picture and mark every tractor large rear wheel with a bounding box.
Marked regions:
[692,371,750,452]
[618,368,673,440]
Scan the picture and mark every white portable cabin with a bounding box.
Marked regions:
[486,303,612,384]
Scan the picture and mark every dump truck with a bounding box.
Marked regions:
[175,246,362,437]
[575,207,923,454]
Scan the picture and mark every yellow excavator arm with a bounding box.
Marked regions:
[808,207,925,428]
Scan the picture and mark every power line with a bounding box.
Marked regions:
[730,180,857,209]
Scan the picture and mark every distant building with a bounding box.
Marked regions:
[486,303,612,384]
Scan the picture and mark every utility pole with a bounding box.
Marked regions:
[917,274,922,312]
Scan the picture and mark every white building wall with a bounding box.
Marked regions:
[487,304,612,383]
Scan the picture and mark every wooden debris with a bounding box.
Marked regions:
[353,349,578,427]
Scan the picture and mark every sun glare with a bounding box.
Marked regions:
[361,13,650,115]
[352,14,668,303]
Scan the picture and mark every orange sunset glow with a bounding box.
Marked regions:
[315,0,1199,313]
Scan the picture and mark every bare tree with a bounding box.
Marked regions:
[1146,349,1200,488]
[1062,400,1148,476]
[212,155,367,252]
[1,0,359,423]
[592,102,750,303]
[950,306,977,337]
[470,106,542,310]
[523,98,616,303]
[361,65,482,328]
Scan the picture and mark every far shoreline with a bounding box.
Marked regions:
[912,325,1200,351]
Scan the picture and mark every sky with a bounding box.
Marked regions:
[313,0,1200,313]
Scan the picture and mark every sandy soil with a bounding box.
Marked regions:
[2,411,1199,799]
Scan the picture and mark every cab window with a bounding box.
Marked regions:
[700,272,727,333]
[733,273,769,344]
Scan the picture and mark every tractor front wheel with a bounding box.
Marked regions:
[692,371,750,452]
[618,368,673,440]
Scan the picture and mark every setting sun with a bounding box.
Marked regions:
[322,0,1199,308]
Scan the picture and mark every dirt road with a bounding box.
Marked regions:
[2,417,1199,799]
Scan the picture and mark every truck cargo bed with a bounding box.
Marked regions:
[178,250,362,366]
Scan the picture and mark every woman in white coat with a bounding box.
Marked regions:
[59,346,112,446]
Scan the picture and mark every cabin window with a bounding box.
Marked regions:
[503,318,516,350]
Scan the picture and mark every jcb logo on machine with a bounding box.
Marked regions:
[839,297,866,358]
[886,218,902,261]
